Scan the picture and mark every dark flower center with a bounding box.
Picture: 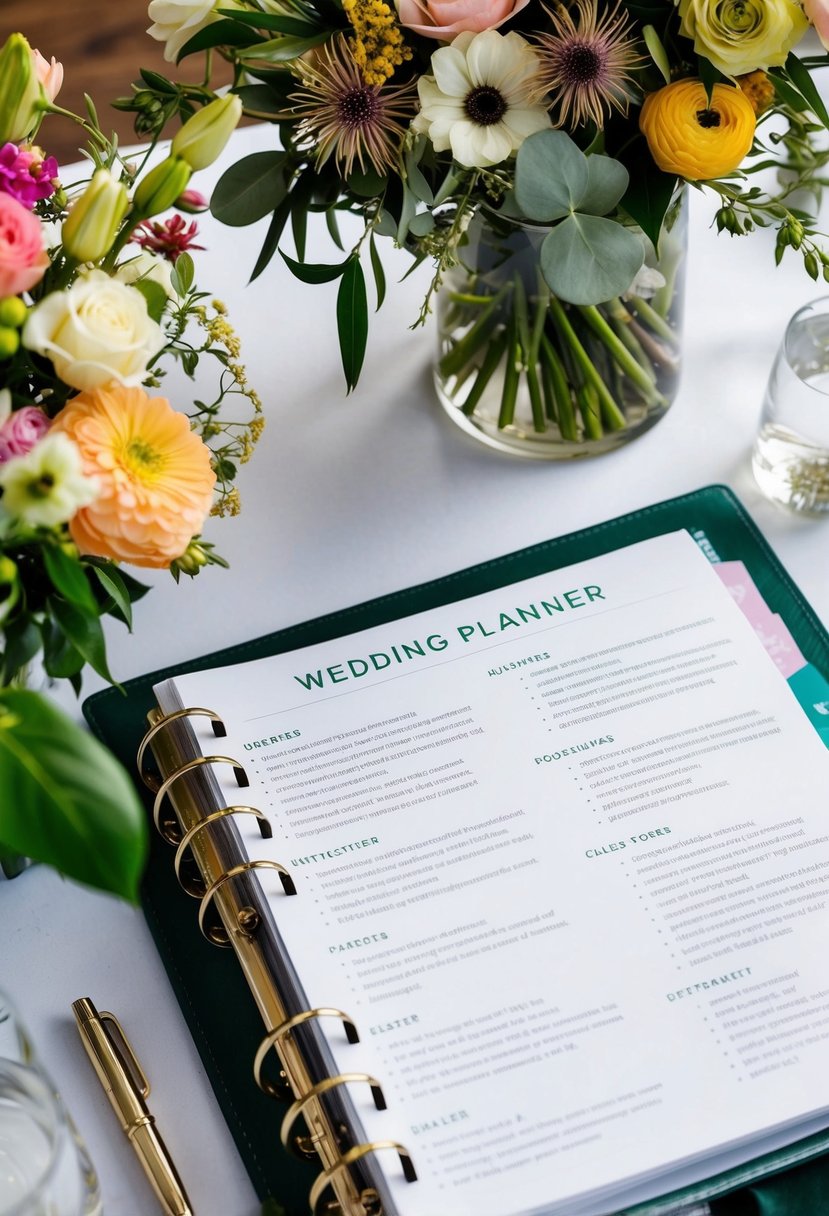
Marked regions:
[695,107,721,128]
[338,87,379,129]
[465,85,507,126]
[561,43,603,84]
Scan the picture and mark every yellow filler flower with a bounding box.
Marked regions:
[639,79,756,180]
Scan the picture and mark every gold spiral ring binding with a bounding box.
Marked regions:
[280,1073,386,1156]
[152,756,249,844]
[198,860,297,946]
[309,1141,417,1214]
[137,708,226,790]
[174,807,273,897]
[254,1009,360,1099]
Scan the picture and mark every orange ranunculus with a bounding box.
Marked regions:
[51,385,215,568]
[639,79,756,181]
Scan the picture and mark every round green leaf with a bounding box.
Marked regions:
[211,152,288,227]
[514,130,588,223]
[578,155,630,217]
[0,689,147,900]
[540,215,644,305]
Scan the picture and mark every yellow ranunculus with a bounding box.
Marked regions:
[677,0,808,77]
[640,80,756,181]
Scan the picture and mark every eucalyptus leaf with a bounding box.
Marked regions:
[375,209,398,238]
[409,212,435,236]
[578,155,629,217]
[0,689,147,900]
[514,130,589,222]
[337,260,368,392]
[211,152,288,227]
[540,215,644,304]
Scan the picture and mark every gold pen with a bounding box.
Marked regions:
[71,997,193,1216]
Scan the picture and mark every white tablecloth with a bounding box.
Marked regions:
[2,124,828,1216]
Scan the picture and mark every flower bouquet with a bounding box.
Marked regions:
[129,0,829,457]
[0,33,261,898]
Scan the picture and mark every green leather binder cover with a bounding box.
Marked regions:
[84,485,829,1216]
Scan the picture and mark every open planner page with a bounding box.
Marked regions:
[158,531,829,1216]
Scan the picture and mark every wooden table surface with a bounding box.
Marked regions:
[3,0,232,163]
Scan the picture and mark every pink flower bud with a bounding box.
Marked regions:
[174,188,209,213]
[0,405,50,463]
[32,49,63,103]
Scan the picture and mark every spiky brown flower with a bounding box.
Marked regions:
[290,34,417,178]
[533,0,643,129]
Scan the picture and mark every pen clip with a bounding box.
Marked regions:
[98,1011,150,1101]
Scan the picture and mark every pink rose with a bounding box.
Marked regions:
[0,406,50,463]
[32,50,64,103]
[0,192,48,296]
[396,0,530,40]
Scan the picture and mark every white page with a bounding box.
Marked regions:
[161,532,829,1216]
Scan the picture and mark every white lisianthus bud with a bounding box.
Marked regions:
[62,169,129,264]
[171,94,243,170]
[0,433,98,527]
[0,33,46,144]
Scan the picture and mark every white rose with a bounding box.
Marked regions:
[115,249,175,299]
[22,270,166,392]
[147,0,218,62]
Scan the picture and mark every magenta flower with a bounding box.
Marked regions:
[0,143,59,209]
[130,213,204,263]
[0,406,50,465]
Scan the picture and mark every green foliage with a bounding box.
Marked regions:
[211,152,289,226]
[337,260,368,393]
[0,690,148,900]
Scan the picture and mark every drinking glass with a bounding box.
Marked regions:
[0,992,101,1216]
[752,295,829,515]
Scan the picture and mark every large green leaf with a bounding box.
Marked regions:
[540,215,644,304]
[578,155,629,217]
[43,546,97,614]
[0,689,147,900]
[337,260,368,393]
[48,597,116,685]
[620,140,677,250]
[177,18,258,60]
[514,130,589,222]
[211,152,288,227]
[784,52,829,128]
[239,33,328,63]
[281,252,350,283]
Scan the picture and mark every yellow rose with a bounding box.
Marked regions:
[640,80,756,180]
[677,0,808,76]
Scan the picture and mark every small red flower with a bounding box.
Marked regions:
[130,213,204,263]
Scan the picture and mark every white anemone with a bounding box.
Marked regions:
[414,30,551,169]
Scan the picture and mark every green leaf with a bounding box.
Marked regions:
[514,130,589,222]
[769,69,810,114]
[540,214,644,305]
[139,68,178,94]
[280,252,350,283]
[232,84,288,118]
[643,24,671,84]
[578,154,629,216]
[291,205,308,263]
[43,546,97,614]
[326,208,344,251]
[396,182,417,244]
[0,689,147,900]
[698,55,728,102]
[211,152,288,227]
[217,9,321,36]
[1,618,41,685]
[239,33,328,63]
[409,211,435,236]
[131,278,168,323]
[250,195,292,281]
[347,166,386,198]
[784,52,829,128]
[369,234,386,311]
[177,18,259,59]
[48,597,117,685]
[170,251,194,296]
[41,619,84,679]
[337,259,368,393]
[89,563,134,630]
[620,140,677,249]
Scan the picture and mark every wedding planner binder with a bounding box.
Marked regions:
[84,485,829,1216]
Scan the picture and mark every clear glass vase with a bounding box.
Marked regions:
[434,193,687,460]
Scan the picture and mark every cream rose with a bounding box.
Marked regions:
[147,0,218,63]
[677,0,808,76]
[22,270,166,391]
[396,0,530,40]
